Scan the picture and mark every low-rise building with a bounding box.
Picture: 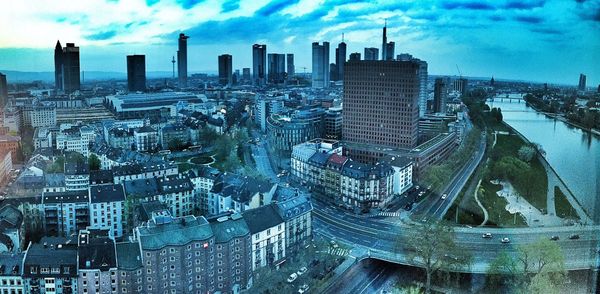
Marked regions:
[272,187,313,250]
[0,151,12,186]
[0,205,23,253]
[76,230,118,294]
[133,126,158,152]
[207,173,275,216]
[88,184,125,238]
[0,253,25,294]
[55,124,96,157]
[23,237,78,294]
[64,155,89,191]
[112,162,177,184]
[0,135,20,162]
[242,204,286,270]
[123,174,193,217]
[41,191,89,237]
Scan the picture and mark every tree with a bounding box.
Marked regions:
[486,238,566,292]
[400,220,471,294]
[88,154,101,170]
[517,145,535,162]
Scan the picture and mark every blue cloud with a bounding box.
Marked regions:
[489,15,506,21]
[442,1,496,10]
[176,0,205,9]
[256,0,300,17]
[85,30,117,41]
[503,1,545,10]
[221,0,239,13]
[146,0,159,6]
[514,15,544,23]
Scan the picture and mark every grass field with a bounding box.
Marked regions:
[554,186,579,220]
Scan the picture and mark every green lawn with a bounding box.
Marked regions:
[554,186,579,220]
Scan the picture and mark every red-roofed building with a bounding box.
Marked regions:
[0,135,20,162]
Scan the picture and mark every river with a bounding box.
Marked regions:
[488,96,600,220]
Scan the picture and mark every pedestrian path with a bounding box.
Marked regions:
[327,247,350,256]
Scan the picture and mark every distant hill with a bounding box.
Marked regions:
[0,70,175,83]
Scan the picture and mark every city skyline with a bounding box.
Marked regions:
[0,0,599,86]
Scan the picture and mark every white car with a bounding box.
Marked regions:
[297,267,308,276]
[501,237,510,244]
[298,284,310,293]
[441,194,447,200]
[287,273,298,283]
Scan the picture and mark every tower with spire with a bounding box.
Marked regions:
[381,20,387,61]
[54,40,63,91]
[335,33,347,81]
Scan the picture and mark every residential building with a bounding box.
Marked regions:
[160,122,190,149]
[177,33,189,87]
[64,155,89,191]
[218,54,233,87]
[127,54,146,92]
[252,44,267,86]
[23,237,78,294]
[340,161,395,211]
[255,96,284,133]
[133,126,158,152]
[0,205,23,253]
[88,184,125,238]
[0,135,20,162]
[112,162,177,184]
[207,173,275,216]
[55,124,96,157]
[30,102,57,128]
[0,253,25,294]
[0,151,12,187]
[76,230,117,294]
[41,190,89,236]
[106,127,134,150]
[272,187,312,250]
[312,42,330,88]
[123,173,193,217]
[187,167,220,214]
[242,204,286,270]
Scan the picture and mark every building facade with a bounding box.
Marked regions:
[311,42,330,88]
[127,55,146,92]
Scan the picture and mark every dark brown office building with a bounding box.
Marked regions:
[127,54,146,92]
[54,41,80,93]
[343,60,421,153]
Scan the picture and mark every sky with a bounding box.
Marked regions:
[0,0,599,86]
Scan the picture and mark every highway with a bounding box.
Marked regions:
[313,199,600,274]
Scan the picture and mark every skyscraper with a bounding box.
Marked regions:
[54,40,63,91]
[382,22,387,61]
[252,44,267,86]
[177,33,189,87]
[218,54,233,87]
[397,54,428,117]
[242,68,251,83]
[267,53,286,84]
[335,40,347,81]
[286,54,295,79]
[53,42,81,94]
[453,78,469,96]
[579,74,587,91]
[385,42,395,60]
[343,60,420,149]
[433,78,448,114]
[312,42,330,88]
[127,55,146,92]
[0,73,7,108]
[349,53,361,61]
[364,48,379,61]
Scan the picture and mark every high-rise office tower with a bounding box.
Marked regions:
[0,73,7,108]
[385,42,395,60]
[267,53,286,84]
[330,63,338,82]
[234,69,240,85]
[579,74,587,91]
[397,53,427,117]
[54,41,63,91]
[382,22,387,61]
[335,39,347,81]
[312,42,330,88]
[242,68,251,82]
[453,78,469,96]
[349,53,361,61]
[343,60,420,149]
[364,48,379,61]
[287,54,295,78]
[218,54,233,86]
[177,33,189,87]
[127,55,146,92]
[252,44,267,86]
[433,78,448,114]
[54,40,80,93]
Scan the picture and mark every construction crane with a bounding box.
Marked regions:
[455,64,462,78]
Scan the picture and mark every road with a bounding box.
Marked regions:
[313,198,600,273]
[413,131,486,220]
[249,131,279,182]
[323,259,405,294]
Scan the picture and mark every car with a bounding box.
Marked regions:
[569,234,580,240]
[501,237,510,243]
[297,267,308,276]
[441,193,447,200]
[287,273,298,283]
[298,284,310,293]
[550,235,560,241]
[418,191,425,196]
[482,233,492,238]
[330,240,338,249]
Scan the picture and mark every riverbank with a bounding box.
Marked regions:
[526,101,600,137]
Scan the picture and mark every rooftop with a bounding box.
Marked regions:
[89,184,125,203]
[137,215,213,250]
[115,242,142,271]
[242,204,283,234]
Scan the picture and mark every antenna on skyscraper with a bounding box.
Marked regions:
[171,56,176,78]
[342,33,344,42]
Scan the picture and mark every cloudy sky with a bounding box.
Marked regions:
[0,0,599,85]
